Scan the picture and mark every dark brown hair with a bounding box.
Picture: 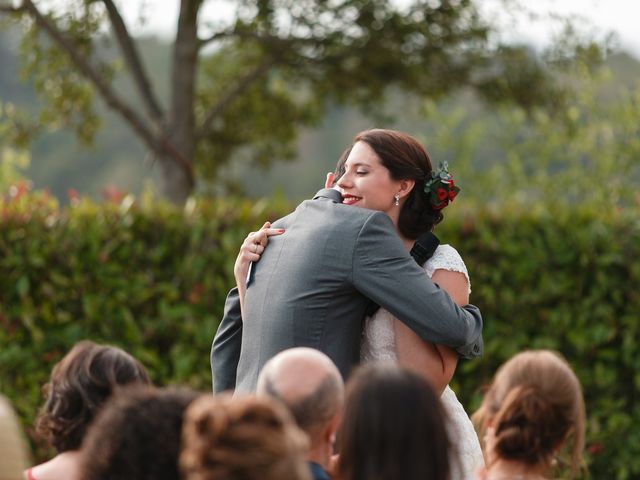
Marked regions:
[337,364,450,480]
[180,394,311,480]
[472,350,585,477]
[335,129,442,239]
[36,340,150,452]
[80,386,199,480]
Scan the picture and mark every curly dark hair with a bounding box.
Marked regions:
[80,386,199,480]
[334,129,444,240]
[35,340,150,452]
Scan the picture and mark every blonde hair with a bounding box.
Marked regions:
[472,350,585,477]
[180,394,310,480]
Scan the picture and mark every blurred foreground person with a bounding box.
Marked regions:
[257,347,344,480]
[336,364,451,480]
[180,394,311,480]
[80,386,198,480]
[0,395,31,480]
[26,341,150,480]
[472,350,585,480]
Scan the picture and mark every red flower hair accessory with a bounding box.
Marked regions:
[424,162,460,210]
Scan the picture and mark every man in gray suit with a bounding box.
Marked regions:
[212,187,483,393]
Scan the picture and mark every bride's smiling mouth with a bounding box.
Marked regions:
[342,194,362,205]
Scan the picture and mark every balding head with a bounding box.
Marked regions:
[257,348,344,439]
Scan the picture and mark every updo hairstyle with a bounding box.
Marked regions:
[180,394,311,480]
[472,350,585,477]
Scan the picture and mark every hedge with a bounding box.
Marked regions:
[1,189,638,478]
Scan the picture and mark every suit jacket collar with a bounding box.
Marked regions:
[307,462,331,480]
[313,188,343,203]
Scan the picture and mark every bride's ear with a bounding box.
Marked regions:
[398,179,416,199]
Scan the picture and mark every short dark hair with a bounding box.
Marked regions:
[335,129,442,240]
[80,386,199,480]
[35,340,150,452]
[337,364,451,480]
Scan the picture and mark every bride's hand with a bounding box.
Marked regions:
[234,222,285,287]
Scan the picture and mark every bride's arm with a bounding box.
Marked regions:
[394,269,468,395]
[234,222,284,316]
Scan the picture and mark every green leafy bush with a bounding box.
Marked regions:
[440,203,640,479]
[0,189,290,458]
[1,190,638,478]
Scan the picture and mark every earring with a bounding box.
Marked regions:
[394,193,400,206]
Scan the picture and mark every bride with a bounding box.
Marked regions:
[236,129,484,479]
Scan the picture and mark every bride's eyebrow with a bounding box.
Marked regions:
[347,161,370,169]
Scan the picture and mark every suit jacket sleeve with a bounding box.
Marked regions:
[211,287,243,393]
[352,212,483,358]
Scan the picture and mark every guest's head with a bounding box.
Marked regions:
[473,350,585,477]
[257,347,344,468]
[337,363,450,480]
[0,395,31,480]
[36,340,150,453]
[335,128,444,239]
[180,394,311,480]
[80,385,199,480]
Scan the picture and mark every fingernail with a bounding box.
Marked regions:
[277,229,285,233]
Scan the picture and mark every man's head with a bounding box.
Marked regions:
[257,348,344,465]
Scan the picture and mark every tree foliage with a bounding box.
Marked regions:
[0,0,597,203]
[0,103,30,190]
[406,62,640,210]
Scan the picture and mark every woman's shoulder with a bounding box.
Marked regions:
[425,244,471,293]
[28,452,82,480]
[431,244,466,265]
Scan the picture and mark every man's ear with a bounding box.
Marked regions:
[325,411,342,444]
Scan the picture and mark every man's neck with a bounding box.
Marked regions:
[306,443,331,470]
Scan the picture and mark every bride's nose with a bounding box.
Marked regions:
[337,171,352,189]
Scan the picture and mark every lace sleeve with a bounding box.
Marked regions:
[424,244,471,294]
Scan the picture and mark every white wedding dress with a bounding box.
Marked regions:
[361,244,485,480]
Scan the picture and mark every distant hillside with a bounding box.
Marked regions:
[1,27,638,202]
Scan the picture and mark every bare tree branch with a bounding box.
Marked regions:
[199,29,319,49]
[198,29,234,47]
[196,55,278,141]
[20,0,193,180]
[100,0,165,125]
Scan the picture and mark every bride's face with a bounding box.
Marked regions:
[337,141,402,216]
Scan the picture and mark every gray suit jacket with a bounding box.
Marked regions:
[212,189,483,393]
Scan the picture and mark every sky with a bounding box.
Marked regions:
[117,0,640,59]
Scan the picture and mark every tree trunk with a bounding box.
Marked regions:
[157,153,193,204]
[163,0,202,204]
